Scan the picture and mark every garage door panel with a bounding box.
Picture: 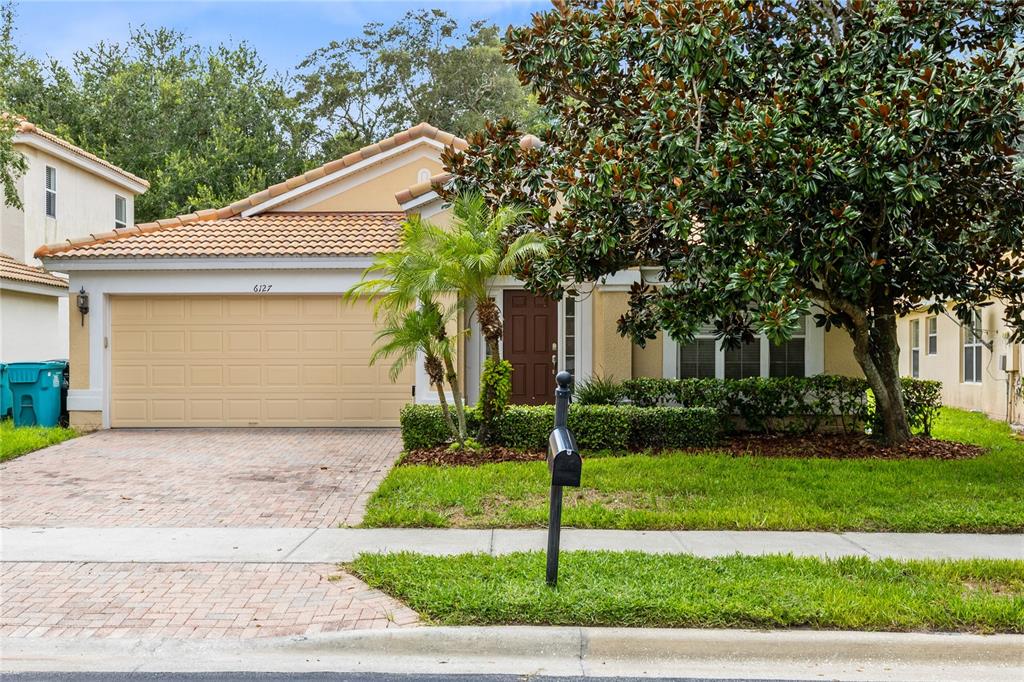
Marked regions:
[110,295,411,427]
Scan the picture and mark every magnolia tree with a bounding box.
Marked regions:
[443,0,1024,445]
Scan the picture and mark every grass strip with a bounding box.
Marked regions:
[350,551,1024,633]
[1,420,78,462]
[362,408,1024,532]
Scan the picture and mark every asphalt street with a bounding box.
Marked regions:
[1,674,817,682]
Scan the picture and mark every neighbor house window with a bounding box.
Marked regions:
[115,195,127,229]
[678,324,717,378]
[926,316,937,355]
[909,319,921,378]
[45,166,56,218]
[563,296,576,378]
[769,316,807,378]
[962,310,983,384]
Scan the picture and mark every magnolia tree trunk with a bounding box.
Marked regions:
[848,312,913,447]
[476,297,504,444]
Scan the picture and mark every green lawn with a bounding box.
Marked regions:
[350,552,1024,633]
[362,408,1024,532]
[1,419,78,462]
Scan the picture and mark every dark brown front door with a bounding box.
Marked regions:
[503,290,557,405]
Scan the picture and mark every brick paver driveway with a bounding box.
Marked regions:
[0,428,402,528]
[1,562,418,639]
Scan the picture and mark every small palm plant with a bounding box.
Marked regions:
[369,299,466,448]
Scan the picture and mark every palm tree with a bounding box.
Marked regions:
[349,191,547,444]
[368,300,465,447]
[404,192,547,442]
[347,220,470,447]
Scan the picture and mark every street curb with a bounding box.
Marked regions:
[3,626,1022,680]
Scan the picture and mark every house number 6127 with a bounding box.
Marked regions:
[253,284,273,293]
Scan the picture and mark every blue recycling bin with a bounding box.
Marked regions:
[7,361,68,427]
[0,363,12,420]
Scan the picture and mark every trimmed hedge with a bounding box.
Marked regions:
[619,375,942,435]
[400,403,722,451]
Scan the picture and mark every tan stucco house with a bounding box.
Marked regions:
[2,120,148,362]
[37,123,860,430]
[898,301,1024,425]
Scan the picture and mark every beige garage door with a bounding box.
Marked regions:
[110,295,411,427]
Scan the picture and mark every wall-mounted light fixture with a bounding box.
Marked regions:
[76,287,89,326]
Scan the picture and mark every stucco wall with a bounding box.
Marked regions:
[632,333,663,379]
[68,296,90,389]
[283,151,444,213]
[823,327,862,377]
[8,144,135,265]
[592,290,632,379]
[898,300,1021,421]
[0,289,65,362]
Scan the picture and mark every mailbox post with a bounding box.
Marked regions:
[546,371,581,586]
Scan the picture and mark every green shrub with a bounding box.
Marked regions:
[401,402,721,451]
[480,358,513,416]
[625,406,722,448]
[572,374,624,405]
[899,378,943,436]
[620,375,940,436]
[400,404,454,450]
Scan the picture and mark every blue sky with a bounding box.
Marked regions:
[12,1,549,77]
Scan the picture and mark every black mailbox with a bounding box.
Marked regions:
[548,426,581,487]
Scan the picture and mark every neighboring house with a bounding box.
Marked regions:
[898,302,1024,425]
[1,120,149,362]
[37,123,860,431]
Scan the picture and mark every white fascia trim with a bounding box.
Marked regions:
[0,280,68,297]
[39,257,376,272]
[243,138,447,217]
[596,269,642,291]
[400,191,443,213]
[14,134,148,195]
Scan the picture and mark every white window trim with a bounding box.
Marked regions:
[926,316,938,356]
[114,194,127,230]
[45,165,57,218]
[962,310,983,384]
[910,319,921,378]
[663,312,825,380]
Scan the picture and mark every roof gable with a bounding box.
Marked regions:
[35,123,464,260]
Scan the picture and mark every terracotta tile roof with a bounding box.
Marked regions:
[35,122,465,259]
[0,252,69,288]
[395,172,452,205]
[14,120,150,189]
[38,212,406,260]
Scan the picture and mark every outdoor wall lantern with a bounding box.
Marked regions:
[76,287,90,325]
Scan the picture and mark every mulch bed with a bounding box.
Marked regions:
[710,433,985,460]
[402,433,984,467]
[401,446,545,466]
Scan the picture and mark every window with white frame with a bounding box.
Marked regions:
[769,316,807,378]
[677,325,717,378]
[563,295,576,379]
[910,319,921,378]
[725,337,763,379]
[45,166,56,218]
[926,316,937,355]
[962,310,983,384]
[115,195,127,229]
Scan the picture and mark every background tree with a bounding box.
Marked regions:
[297,9,541,161]
[0,2,26,208]
[2,20,309,222]
[444,0,1024,446]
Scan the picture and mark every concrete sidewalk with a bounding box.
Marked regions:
[3,626,1022,681]
[2,527,1021,562]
